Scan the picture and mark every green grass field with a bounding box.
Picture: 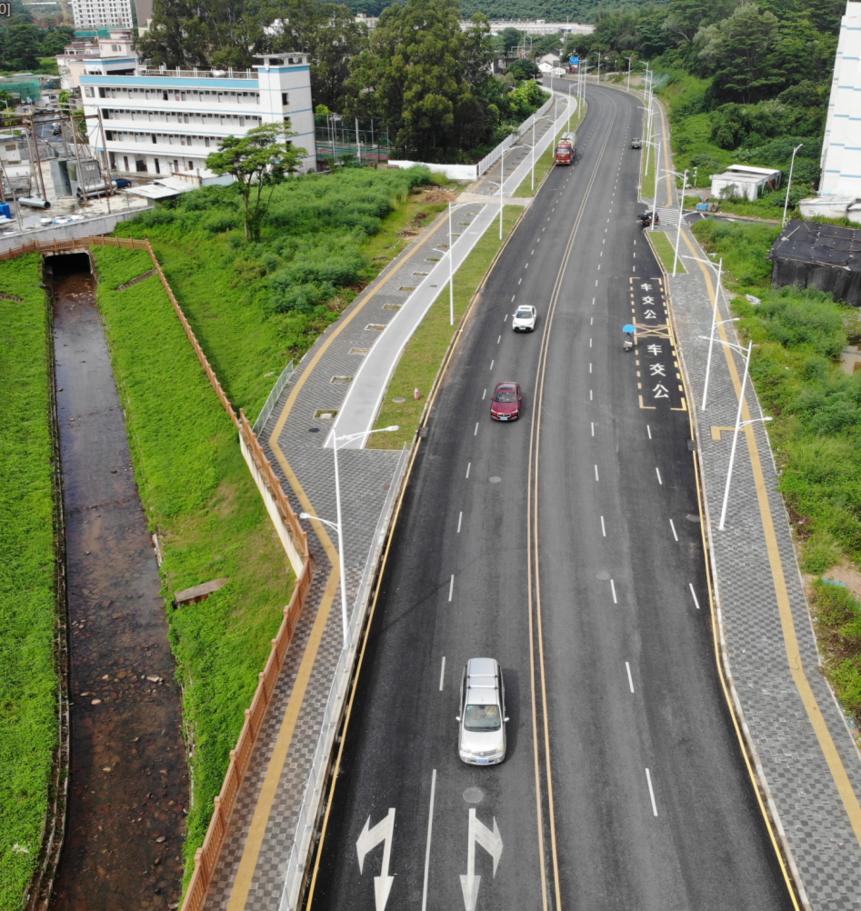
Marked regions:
[114,168,442,418]
[692,218,861,725]
[92,246,296,878]
[369,206,522,449]
[647,230,686,274]
[0,255,57,911]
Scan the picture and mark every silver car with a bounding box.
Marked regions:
[457,658,508,765]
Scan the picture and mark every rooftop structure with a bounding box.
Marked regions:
[79,54,316,181]
[710,165,782,202]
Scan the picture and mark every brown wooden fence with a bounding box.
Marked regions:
[10,236,315,910]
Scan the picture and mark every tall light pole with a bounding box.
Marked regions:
[651,138,661,227]
[305,424,399,649]
[684,254,724,410]
[672,168,688,275]
[567,81,572,131]
[782,143,803,228]
[531,117,535,192]
[626,56,633,93]
[499,148,504,240]
[596,51,601,82]
[718,342,772,530]
[448,202,455,326]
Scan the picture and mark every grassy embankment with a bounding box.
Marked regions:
[113,167,443,416]
[693,218,861,726]
[0,255,57,910]
[91,245,296,876]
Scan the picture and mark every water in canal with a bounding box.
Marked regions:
[48,253,187,911]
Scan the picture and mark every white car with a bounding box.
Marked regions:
[457,658,508,765]
[512,304,537,332]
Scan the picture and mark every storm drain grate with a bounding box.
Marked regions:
[399,286,415,292]
[383,303,402,312]
[365,323,386,331]
[349,346,369,355]
[330,375,353,384]
[413,270,429,277]
[313,408,338,421]
[427,256,442,262]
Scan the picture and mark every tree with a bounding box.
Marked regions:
[346,0,497,158]
[262,0,368,111]
[206,122,305,242]
[0,22,43,70]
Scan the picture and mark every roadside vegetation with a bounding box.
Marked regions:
[369,206,522,449]
[114,166,440,416]
[92,246,296,876]
[692,218,861,725]
[572,0,841,220]
[0,255,57,911]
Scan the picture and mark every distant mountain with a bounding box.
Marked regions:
[346,0,656,22]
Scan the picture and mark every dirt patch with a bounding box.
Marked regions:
[813,560,861,602]
[413,186,457,205]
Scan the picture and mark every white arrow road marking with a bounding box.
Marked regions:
[356,808,396,911]
[459,808,503,911]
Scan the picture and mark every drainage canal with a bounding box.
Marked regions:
[47,253,187,911]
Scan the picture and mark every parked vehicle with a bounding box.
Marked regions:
[631,138,642,149]
[457,658,508,765]
[512,305,537,332]
[490,382,523,421]
[637,210,660,227]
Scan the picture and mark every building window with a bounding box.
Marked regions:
[154,159,160,174]
[187,160,193,170]
[152,134,157,143]
[282,92,289,105]
[162,90,168,100]
[84,86,94,97]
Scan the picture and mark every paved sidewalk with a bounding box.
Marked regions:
[201,94,574,910]
[644,96,861,907]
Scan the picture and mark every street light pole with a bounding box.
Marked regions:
[305,424,399,649]
[499,149,504,240]
[718,341,754,531]
[448,202,455,326]
[567,82,572,131]
[683,253,724,410]
[651,138,661,228]
[782,142,803,228]
[672,168,688,275]
[626,56,632,93]
[531,118,535,192]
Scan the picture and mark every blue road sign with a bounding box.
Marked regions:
[569,55,580,65]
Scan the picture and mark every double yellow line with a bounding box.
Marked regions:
[524,89,620,910]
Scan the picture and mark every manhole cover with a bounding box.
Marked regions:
[596,570,611,581]
[463,787,484,805]
[313,408,337,421]
[392,396,406,404]
[330,375,353,384]
[489,476,501,484]
[398,286,415,293]
[349,347,369,356]
[365,323,386,332]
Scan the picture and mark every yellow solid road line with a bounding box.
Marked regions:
[658,97,861,852]
[226,206,455,907]
[526,98,619,911]
[640,148,803,905]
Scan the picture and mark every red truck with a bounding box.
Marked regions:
[554,133,576,166]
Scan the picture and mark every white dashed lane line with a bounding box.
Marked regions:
[669,518,679,542]
[600,515,606,537]
[689,583,701,611]
[625,661,635,693]
[457,511,463,534]
[439,656,446,691]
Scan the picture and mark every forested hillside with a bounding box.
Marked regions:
[570,0,845,205]
[344,0,658,19]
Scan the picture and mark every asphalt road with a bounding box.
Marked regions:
[307,85,792,911]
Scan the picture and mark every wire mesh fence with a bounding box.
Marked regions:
[314,114,391,167]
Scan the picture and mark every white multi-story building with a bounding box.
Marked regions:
[56,30,138,91]
[820,1,861,196]
[79,54,316,179]
[71,0,134,30]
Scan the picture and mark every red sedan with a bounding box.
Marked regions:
[490,382,523,421]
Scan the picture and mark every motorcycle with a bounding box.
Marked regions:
[622,324,636,352]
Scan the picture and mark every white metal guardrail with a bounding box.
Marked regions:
[253,360,295,435]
